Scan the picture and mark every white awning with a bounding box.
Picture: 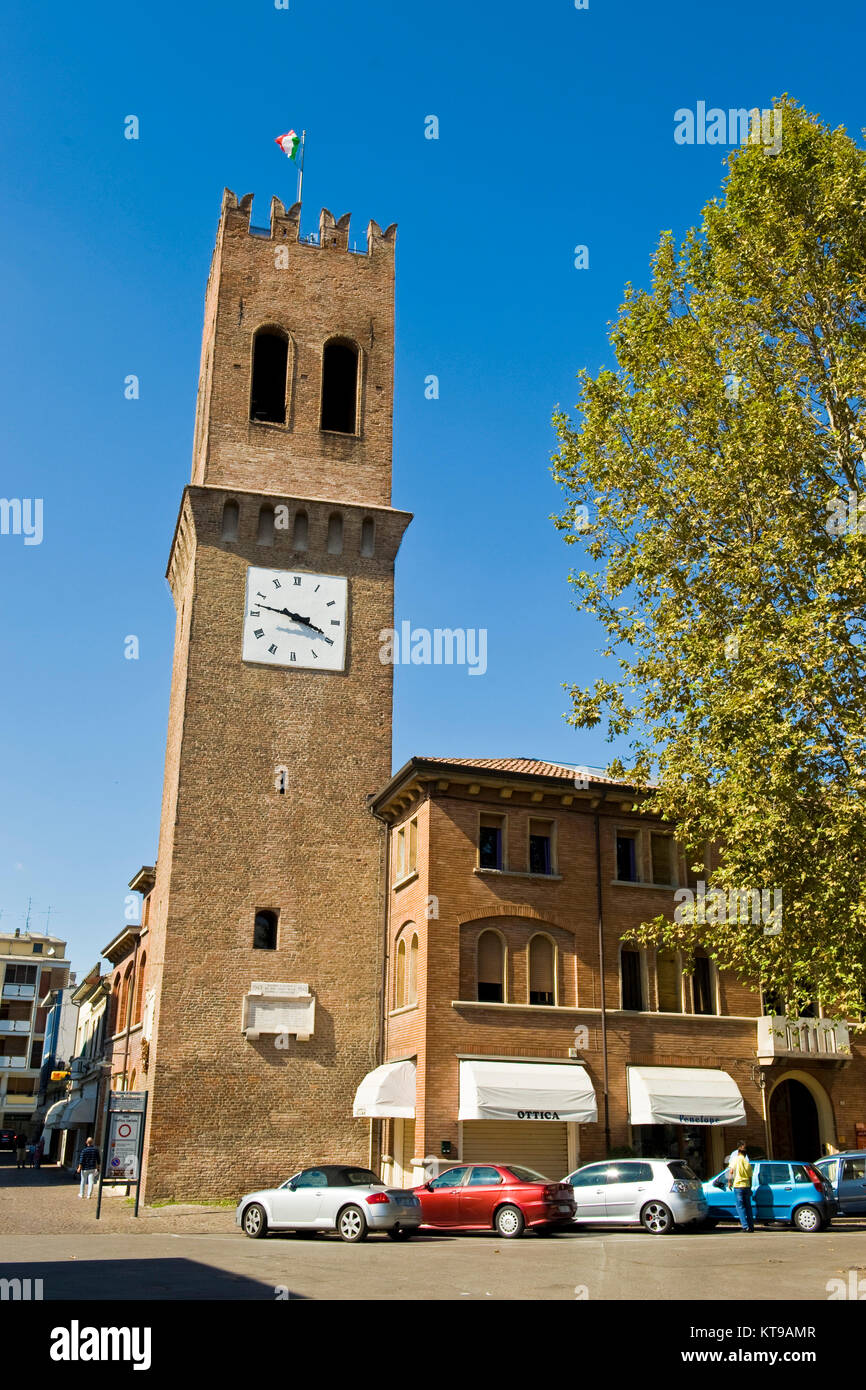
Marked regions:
[627,1066,746,1127]
[458,1059,597,1123]
[62,1096,96,1128]
[43,1100,69,1129]
[353,1060,416,1118]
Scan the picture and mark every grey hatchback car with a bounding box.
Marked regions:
[565,1158,708,1233]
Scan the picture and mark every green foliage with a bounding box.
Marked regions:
[552,97,866,1015]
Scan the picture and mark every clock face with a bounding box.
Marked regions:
[242,566,348,671]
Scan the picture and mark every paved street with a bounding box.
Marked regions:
[3,1157,866,1300]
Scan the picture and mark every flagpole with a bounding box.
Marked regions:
[297,129,305,204]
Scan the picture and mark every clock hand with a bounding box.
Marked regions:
[255,602,325,636]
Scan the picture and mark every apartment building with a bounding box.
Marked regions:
[0,931,71,1138]
[357,758,865,1185]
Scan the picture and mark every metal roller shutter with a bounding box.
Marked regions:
[461,1121,569,1181]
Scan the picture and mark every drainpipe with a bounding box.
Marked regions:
[594,788,612,1156]
[369,796,392,1173]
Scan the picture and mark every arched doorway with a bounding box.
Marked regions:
[769,1078,821,1159]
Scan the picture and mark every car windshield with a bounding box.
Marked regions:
[505,1165,551,1183]
[667,1161,698,1181]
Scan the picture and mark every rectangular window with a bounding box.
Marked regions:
[616,833,638,882]
[650,833,674,885]
[621,950,644,1010]
[529,820,553,875]
[5,964,38,985]
[479,815,505,870]
[693,956,715,1015]
[408,817,418,873]
[394,827,406,880]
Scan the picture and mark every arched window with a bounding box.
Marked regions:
[477,930,504,1003]
[119,966,133,1032]
[621,946,644,1011]
[292,510,309,551]
[394,938,407,1008]
[528,935,555,1006]
[657,949,681,1013]
[320,339,359,434]
[360,517,375,557]
[250,328,288,424]
[253,910,278,950]
[408,934,419,1006]
[221,499,239,541]
[257,505,275,545]
[326,512,343,555]
[134,953,147,1024]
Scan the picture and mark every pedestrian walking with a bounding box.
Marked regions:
[26,1141,35,1167]
[15,1135,27,1169]
[729,1140,755,1232]
[76,1136,101,1198]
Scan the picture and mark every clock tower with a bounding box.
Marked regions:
[140,190,411,1201]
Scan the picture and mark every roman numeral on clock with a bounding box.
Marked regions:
[294,576,302,586]
[268,644,278,654]
[330,619,340,626]
[254,629,264,639]
[249,610,260,617]
[273,579,281,589]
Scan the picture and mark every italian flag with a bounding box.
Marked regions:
[274,130,302,164]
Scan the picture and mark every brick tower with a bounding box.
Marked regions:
[140,190,411,1201]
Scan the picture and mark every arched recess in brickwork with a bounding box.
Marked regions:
[360,517,375,557]
[257,504,275,546]
[320,337,359,434]
[292,510,309,551]
[221,499,240,541]
[326,512,343,555]
[250,325,289,424]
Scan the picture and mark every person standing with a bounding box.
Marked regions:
[15,1134,27,1169]
[33,1136,44,1169]
[76,1136,101,1198]
[730,1141,755,1232]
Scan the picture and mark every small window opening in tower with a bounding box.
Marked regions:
[250,330,288,424]
[292,510,309,551]
[253,910,278,950]
[257,505,275,545]
[360,517,375,557]
[320,340,358,434]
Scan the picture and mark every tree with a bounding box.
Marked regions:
[551,97,866,1015]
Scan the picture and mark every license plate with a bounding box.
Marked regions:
[558,1203,573,1213]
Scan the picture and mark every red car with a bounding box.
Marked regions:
[412,1163,576,1238]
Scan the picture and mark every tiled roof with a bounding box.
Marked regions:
[420,757,629,786]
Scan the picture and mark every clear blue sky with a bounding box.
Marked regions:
[0,0,862,975]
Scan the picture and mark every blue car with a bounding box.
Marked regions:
[703,1160,833,1232]
[813,1152,866,1216]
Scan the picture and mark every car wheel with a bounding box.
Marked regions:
[641,1201,675,1234]
[494,1204,526,1239]
[387,1225,415,1241]
[792,1204,823,1233]
[337,1205,369,1243]
[242,1203,268,1239]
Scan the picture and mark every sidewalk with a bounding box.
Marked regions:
[0,1155,233,1237]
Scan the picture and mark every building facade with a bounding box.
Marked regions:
[361,758,865,1185]
[0,932,71,1139]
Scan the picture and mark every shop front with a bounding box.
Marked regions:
[353,1058,417,1186]
[457,1059,598,1181]
[627,1065,747,1178]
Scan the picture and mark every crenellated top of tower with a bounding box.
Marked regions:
[220,188,397,256]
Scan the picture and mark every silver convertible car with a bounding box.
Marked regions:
[236,1164,422,1242]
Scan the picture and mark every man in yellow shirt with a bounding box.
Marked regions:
[727,1141,755,1231]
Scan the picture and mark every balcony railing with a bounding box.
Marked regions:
[3,1093,37,1106]
[2,984,36,999]
[0,1020,31,1034]
[757,1015,851,1062]
[0,1056,28,1069]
